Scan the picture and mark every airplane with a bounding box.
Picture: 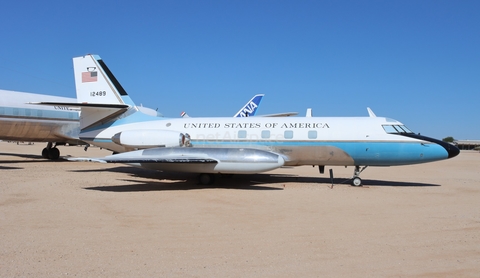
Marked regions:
[181,94,264,118]
[0,89,162,160]
[35,54,460,186]
[181,94,298,118]
[0,90,81,159]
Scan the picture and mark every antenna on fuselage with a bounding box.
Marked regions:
[367,107,376,117]
[306,108,312,117]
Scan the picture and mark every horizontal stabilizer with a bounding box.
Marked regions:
[258,112,298,117]
[31,101,131,130]
[30,102,129,109]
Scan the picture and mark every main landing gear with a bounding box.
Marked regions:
[41,142,60,160]
[198,173,215,185]
[351,165,368,186]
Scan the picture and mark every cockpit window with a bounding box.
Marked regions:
[383,125,414,134]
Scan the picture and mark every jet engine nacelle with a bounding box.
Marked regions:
[111,130,191,149]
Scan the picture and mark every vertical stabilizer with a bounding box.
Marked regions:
[73,54,136,129]
[73,54,136,107]
[234,94,264,117]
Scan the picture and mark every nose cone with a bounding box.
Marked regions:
[443,142,460,158]
[398,133,460,159]
[428,136,460,159]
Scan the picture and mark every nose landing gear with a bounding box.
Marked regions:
[351,165,368,186]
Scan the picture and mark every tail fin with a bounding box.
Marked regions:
[233,94,264,117]
[73,54,136,106]
[72,54,138,129]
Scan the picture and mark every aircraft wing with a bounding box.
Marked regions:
[71,147,285,174]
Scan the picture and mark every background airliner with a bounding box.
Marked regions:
[180,94,298,118]
[38,54,459,186]
[0,90,81,159]
[181,94,264,118]
[0,89,162,159]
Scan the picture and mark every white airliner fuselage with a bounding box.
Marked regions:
[0,90,80,143]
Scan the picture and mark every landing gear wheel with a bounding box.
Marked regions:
[352,177,362,187]
[42,148,50,159]
[198,173,215,185]
[48,147,60,160]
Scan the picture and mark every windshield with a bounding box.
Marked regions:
[382,125,414,134]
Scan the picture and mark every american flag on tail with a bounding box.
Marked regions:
[82,71,98,82]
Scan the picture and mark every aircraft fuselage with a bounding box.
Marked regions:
[79,114,458,167]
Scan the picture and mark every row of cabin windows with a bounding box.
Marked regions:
[236,130,318,139]
[0,107,78,119]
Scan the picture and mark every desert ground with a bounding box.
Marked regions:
[0,141,479,277]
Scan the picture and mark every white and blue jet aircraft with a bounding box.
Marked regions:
[36,54,460,186]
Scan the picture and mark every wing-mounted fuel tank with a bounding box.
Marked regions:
[97,147,286,174]
[111,130,191,149]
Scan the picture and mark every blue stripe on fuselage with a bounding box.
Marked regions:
[192,140,448,165]
[0,106,79,121]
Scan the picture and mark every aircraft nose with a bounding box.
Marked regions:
[398,133,460,159]
[443,142,460,158]
[431,137,460,158]
[430,137,460,158]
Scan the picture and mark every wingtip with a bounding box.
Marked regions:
[67,157,107,163]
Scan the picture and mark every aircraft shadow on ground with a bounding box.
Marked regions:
[79,167,283,191]
[0,152,69,164]
[0,165,24,170]
[75,166,440,192]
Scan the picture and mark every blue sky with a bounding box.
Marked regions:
[0,0,479,139]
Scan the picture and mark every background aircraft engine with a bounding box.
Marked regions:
[111,130,187,149]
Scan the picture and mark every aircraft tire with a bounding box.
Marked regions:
[352,177,362,187]
[42,148,50,159]
[199,173,215,185]
[49,147,60,160]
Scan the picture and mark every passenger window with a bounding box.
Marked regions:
[308,130,317,139]
[238,130,247,139]
[284,130,293,139]
[261,130,270,139]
